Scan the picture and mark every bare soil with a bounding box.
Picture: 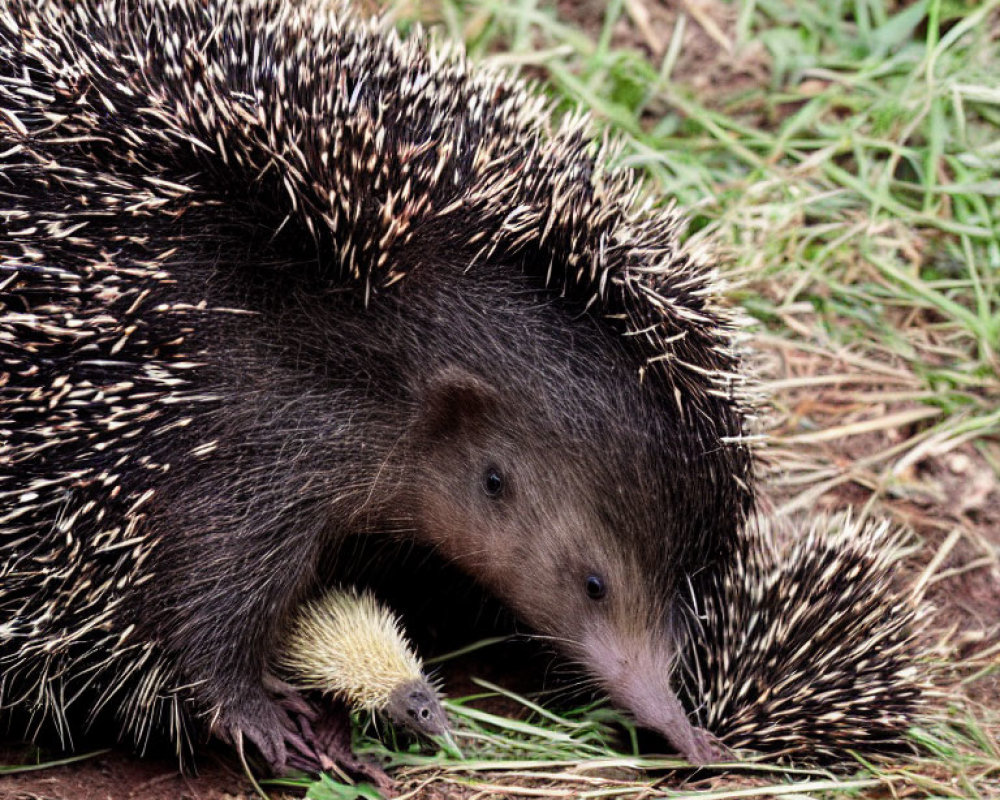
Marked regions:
[557,0,770,96]
[0,747,254,800]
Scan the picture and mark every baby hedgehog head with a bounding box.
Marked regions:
[278,588,449,740]
[681,513,927,762]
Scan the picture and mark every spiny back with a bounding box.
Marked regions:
[278,588,425,713]
[3,0,754,435]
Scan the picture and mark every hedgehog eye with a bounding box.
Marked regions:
[585,574,606,600]
[482,466,504,498]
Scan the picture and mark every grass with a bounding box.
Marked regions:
[274,0,1000,797]
[274,682,893,798]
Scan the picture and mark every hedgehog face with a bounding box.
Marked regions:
[385,679,451,739]
[407,366,638,614]
[407,364,728,761]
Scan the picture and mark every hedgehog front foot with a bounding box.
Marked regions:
[289,700,395,795]
[212,686,313,774]
[265,677,391,788]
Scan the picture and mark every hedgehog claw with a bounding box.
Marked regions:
[305,701,395,794]
[240,691,395,794]
[214,712,287,773]
[267,673,319,720]
[213,693,295,773]
[284,724,321,762]
[213,687,328,775]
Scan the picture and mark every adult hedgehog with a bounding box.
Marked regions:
[0,0,753,773]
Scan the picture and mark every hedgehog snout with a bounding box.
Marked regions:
[582,628,722,764]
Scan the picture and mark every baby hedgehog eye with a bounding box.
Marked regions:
[483,466,504,497]
[585,574,606,600]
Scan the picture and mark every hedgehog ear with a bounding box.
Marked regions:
[418,367,499,439]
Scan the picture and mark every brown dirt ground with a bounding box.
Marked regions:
[557,0,769,96]
[756,343,1000,673]
[0,747,254,800]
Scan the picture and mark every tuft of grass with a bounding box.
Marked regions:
[0,749,109,775]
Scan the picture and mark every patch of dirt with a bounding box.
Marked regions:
[557,0,770,97]
[0,747,256,800]
[909,454,1000,706]
[755,330,1000,716]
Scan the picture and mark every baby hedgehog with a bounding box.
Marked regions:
[680,514,926,762]
[277,588,449,742]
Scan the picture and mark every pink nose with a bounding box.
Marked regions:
[584,632,727,764]
[612,671,726,763]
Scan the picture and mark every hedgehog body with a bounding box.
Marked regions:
[0,0,752,771]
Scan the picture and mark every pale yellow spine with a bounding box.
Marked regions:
[278,588,424,714]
